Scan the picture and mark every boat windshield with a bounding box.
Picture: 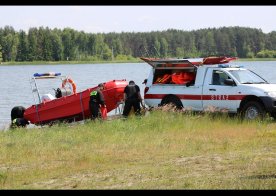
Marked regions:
[229,69,268,84]
[30,74,67,104]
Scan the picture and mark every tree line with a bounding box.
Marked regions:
[0,25,276,62]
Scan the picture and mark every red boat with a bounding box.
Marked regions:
[17,73,128,125]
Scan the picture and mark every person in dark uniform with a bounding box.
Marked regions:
[10,118,29,129]
[123,80,144,118]
[89,83,106,120]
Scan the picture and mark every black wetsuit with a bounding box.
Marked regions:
[123,84,141,117]
[89,89,105,120]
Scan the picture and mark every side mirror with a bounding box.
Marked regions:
[224,79,236,86]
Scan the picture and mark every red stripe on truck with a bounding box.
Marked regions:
[144,94,246,100]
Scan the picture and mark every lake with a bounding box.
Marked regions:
[1,61,276,130]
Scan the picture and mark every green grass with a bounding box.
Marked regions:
[0,111,275,189]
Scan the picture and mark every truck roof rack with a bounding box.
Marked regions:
[140,56,238,68]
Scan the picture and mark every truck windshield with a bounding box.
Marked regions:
[229,70,268,84]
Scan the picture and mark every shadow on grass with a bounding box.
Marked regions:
[242,174,276,180]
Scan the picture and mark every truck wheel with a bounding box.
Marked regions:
[160,95,183,110]
[241,101,265,120]
[11,106,26,121]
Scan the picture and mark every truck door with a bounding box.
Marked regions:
[202,69,240,112]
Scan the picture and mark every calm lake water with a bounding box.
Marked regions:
[1,61,276,130]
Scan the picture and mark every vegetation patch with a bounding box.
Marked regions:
[0,110,275,189]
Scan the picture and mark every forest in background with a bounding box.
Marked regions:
[0,26,276,63]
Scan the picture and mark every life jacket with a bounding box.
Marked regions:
[126,85,138,99]
[154,74,171,84]
[171,72,195,84]
[90,90,99,103]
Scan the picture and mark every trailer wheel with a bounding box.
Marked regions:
[241,101,265,120]
[160,95,183,110]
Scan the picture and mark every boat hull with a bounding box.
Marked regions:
[24,80,128,125]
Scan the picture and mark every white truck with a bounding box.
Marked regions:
[141,57,276,120]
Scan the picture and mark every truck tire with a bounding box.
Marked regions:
[160,95,183,110]
[241,101,265,120]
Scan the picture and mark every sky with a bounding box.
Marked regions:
[0,6,275,34]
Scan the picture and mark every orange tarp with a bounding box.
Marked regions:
[171,72,195,84]
[154,72,195,84]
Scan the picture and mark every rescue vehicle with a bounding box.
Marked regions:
[141,56,276,120]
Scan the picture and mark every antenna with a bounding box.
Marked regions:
[143,45,150,57]
[153,45,161,58]
[111,46,114,61]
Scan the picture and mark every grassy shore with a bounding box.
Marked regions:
[0,110,275,189]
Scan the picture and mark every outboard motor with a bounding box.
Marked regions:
[55,87,72,98]
[10,106,29,128]
[11,106,26,121]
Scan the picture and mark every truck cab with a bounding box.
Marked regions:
[141,57,276,120]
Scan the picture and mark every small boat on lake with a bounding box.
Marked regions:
[11,73,127,126]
